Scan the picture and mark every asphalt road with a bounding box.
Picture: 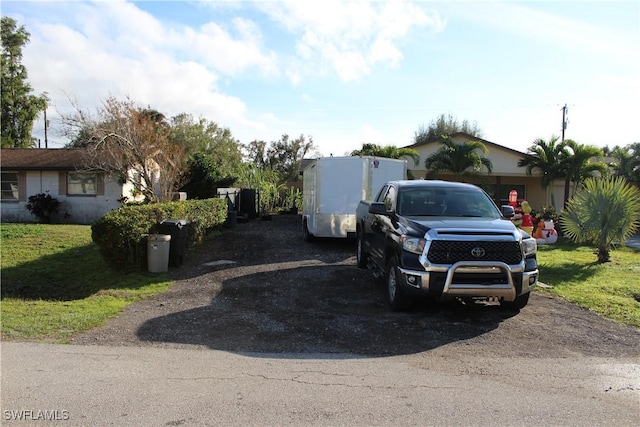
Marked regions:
[2,341,638,426]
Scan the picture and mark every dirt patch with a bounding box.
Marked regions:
[72,214,640,358]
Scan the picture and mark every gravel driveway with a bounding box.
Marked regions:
[72,214,640,358]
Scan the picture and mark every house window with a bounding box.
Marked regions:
[1,171,20,200]
[68,172,98,195]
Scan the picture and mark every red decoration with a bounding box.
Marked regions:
[509,190,518,207]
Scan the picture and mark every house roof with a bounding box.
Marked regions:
[0,148,93,171]
[404,132,535,159]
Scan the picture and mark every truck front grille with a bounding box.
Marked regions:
[427,241,523,265]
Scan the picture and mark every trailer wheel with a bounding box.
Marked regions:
[356,230,368,268]
[303,218,314,242]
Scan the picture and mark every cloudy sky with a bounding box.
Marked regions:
[4,0,639,156]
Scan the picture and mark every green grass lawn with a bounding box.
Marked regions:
[1,223,171,343]
[536,240,640,328]
[1,224,638,343]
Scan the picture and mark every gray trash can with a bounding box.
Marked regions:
[147,234,171,273]
[157,219,189,267]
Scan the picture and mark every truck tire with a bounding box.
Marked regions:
[303,218,314,242]
[356,230,368,268]
[386,258,411,311]
[501,292,530,310]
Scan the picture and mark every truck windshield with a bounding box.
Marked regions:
[398,188,500,218]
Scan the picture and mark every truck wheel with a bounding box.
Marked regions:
[501,292,530,310]
[386,259,411,311]
[303,219,314,242]
[356,231,368,268]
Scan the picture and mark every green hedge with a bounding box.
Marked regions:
[91,198,227,270]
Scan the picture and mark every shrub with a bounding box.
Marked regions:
[25,192,60,223]
[560,176,640,262]
[533,205,558,223]
[259,181,285,214]
[91,198,227,269]
[284,186,303,212]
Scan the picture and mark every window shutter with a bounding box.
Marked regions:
[18,171,27,201]
[59,172,67,195]
[97,173,105,195]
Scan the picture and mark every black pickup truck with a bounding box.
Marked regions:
[355,180,538,311]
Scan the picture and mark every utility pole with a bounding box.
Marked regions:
[43,106,49,148]
[561,103,568,142]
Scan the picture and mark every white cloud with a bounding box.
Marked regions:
[15,0,448,149]
[369,37,402,67]
[189,18,278,76]
[19,1,280,146]
[19,1,634,153]
[259,0,443,82]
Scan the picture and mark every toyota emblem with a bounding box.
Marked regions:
[471,247,485,258]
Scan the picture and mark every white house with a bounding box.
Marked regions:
[403,133,566,210]
[1,148,146,224]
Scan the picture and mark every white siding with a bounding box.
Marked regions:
[486,149,529,175]
[1,171,124,224]
[407,138,529,177]
[402,136,570,210]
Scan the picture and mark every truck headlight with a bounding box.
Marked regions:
[521,237,537,257]
[401,236,426,255]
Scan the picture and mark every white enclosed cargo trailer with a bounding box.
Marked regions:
[302,156,407,240]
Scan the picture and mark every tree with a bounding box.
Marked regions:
[170,113,241,162]
[243,139,269,168]
[350,143,419,166]
[67,106,171,148]
[180,152,230,199]
[560,176,640,263]
[561,139,608,200]
[67,126,98,148]
[607,143,640,184]
[235,161,279,190]
[1,17,48,148]
[517,136,569,207]
[414,113,483,145]
[265,134,318,182]
[60,96,187,202]
[169,113,243,195]
[424,136,493,180]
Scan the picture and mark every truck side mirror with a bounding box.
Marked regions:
[501,205,515,218]
[369,202,391,215]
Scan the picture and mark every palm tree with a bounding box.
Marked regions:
[423,136,492,181]
[351,143,420,166]
[517,136,569,207]
[609,143,640,184]
[562,139,608,199]
[630,143,640,183]
[560,176,640,263]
